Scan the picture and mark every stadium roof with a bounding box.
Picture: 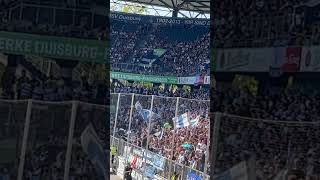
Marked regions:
[117,0,210,14]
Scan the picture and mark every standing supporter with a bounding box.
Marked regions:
[1,67,15,99]
[32,81,44,100]
[20,77,33,99]
[16,69,29,99]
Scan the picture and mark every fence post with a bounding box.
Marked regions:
[63,101,78,180]
[112,93,121,146]
[123,94,134,163]
[146,95,154,150]
[17,99,32,180]
[204,112,210,174]
[168,97,180,179]
[126,93,135,163]
[210,112,222,178]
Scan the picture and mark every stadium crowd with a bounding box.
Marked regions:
[0,68,107,104]
[111,18,210,76]
[111,91,210,172]
[213,0,312,48]
[111,82,209,100]
[212,86,320,122]
[0,0,108,40]
[212,85,320,179]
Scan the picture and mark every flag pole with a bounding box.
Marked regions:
[204,111,210,174]
[125,93,135,164]
[142,95,155,178]
[146,95,155,150]
[111,93,121,146]
[168,97,180,178]
[126,93,135,143]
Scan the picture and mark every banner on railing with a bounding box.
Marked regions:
[124,145,132,158]
[144,164,156,178]
[126,145,166,171]
[111,71,178,84]
[111,71,210,85]
[177,76,210,85]
[215,46,304,73]
[0,31,108,63]
[151,153,165,170]
[117,156,125,175]
[271,47,301,73]
[300,46,320,71]
[187,171,202,180]
[215,48,272,72]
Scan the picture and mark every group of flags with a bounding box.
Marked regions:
[135,101,201,129]
[77,101,203,179]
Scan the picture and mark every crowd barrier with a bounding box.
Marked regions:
[209,113,320,179]
[110,93,211,177]
[111,136,210,180]
[0,99,108,180]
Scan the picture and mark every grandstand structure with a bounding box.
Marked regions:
[110,0,210,179]
[211,0,320,179]
[0,0,109,180]
[111,0,209,18]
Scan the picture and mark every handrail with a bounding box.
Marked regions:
[110,135,210,178]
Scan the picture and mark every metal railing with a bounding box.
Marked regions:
[110,93,210,179]
[111,135,210,180]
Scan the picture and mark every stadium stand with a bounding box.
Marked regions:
[110,93,210,179]
[109,2,210,179]
[211,0,320,179]
[213,0,313,48]
[0,0,109,180]
[111,13,210,76]
[111,81,209,100]
[0,0,108,103]
[0,0,108,40]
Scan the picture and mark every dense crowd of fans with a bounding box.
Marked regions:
[213,0,314,48]
[111,17,210,76]
[0,68,107,104]
[110,90,210,173]
[0,92,108,180]
[111,81,209,100]
[213,86,320,122]
[211,85,320,179]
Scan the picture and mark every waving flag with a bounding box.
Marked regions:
[190,115,200,127]
[81,124,108,180]
[173,113,190,129]
[135,101,159,122]
[135,101,143,111]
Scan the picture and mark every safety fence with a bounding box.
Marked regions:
[110,93,210,179]
[210,113,320,179]
[0,99,108,180]
[111,136,210,180]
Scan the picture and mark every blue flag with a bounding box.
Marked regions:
[187,172,202,180]
[135,101,159,122]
